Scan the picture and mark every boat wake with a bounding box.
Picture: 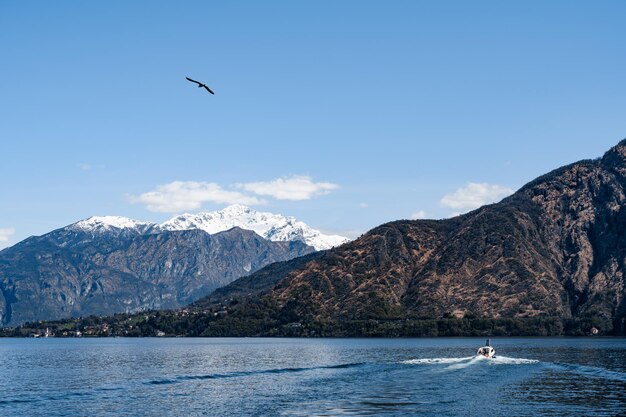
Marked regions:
[489,356,539,365]
[549,362,626,382]
[146,362,367,386]
[402,355,626,384]
[3,363,370,405]
[402,355,538,370]
[402,357,475,365]
[443,355,486,370]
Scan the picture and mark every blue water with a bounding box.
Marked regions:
[1,338,625,416]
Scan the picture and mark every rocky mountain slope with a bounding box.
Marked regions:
[0,225,313,327]
[194,140,626,335]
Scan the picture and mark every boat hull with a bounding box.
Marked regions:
[477,346,495,358]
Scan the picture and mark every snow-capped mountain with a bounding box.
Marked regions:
[1,206,344,326]
[1,222,313,327]
[160,204,349,250]
[70,206,349,250]
[71,216,156,235]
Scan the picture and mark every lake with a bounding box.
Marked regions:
[1,337,625,416]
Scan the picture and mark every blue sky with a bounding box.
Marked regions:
[1,1,625,248]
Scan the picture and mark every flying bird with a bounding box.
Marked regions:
[186,77,215,95]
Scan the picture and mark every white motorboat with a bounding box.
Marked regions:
[476,339,495,358]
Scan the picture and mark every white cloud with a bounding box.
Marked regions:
[440,182,514,212]
[411,210,427,220]
[237,175,339,201]
[128,181,265,213]
[0,227,15,243]
[359,202,368,208]
[78,163,105,171]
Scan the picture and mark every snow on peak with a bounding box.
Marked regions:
[160,205,349,250]
[72,216,155,234]
[68,207,349,250]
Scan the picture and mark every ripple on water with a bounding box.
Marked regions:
[0,338,625,417]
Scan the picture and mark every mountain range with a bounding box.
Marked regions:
[0,206,347,326]
[5,141,626,337]
[73,204,349,251]
[187,139,626,336]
